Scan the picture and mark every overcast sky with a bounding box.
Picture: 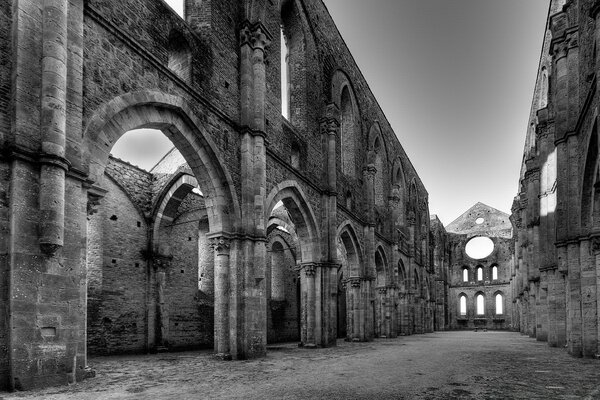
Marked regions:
[113,0,549,225]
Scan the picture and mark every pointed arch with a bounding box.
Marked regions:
[581,120,600,233]
[370,123,388,207]
[84,90,240,234]
[459,293,468,316]
[331,70,361,178]
[374,245,388,287]
[265,181,321,263]
[152,172,199,252]
[336,220,363,277]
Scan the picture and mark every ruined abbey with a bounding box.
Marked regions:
[0,0,599,392]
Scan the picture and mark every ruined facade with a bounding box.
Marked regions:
[445,204,514,331]
[0,0,446,390]
[512,0,600,358]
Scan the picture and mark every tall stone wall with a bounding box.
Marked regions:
[0,0,441,390]
[87,176,149,355]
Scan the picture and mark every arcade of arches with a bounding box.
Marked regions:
[1,0,600,392]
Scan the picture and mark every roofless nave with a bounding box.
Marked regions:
[0,0,598,391]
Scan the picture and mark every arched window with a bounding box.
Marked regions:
[167,30,192,83]
[340,86,356,178]
[459,295,467,316]
[492,265,498,280]
[476,294,485,315]
[281,1,307,130]
[462,268,469,283]
[374,136,385,206]
[539,66,548,109]
[477,266,483,281]
[495,293,503,315]
[270,241,285,301]
[280,28,290,119]
[290,142,300,169]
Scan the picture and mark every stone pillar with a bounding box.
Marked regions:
[235,20,272,359]
[39,0,70,255]
[211,237,231,359]
[581,238,598,357]
[302,263,316,347]
[567,242,582,356]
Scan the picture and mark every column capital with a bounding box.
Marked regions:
[347,277,361,288]
[319,117,340,136]
[362,164,377,177]
[210,237,231,255]
[240,20,272,51]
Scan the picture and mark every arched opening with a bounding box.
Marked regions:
[540,66,548,109]
[167,30,192,83]
[340,85,356,178]
[476,266,483,281]
[265,231,299,344]
[374,135,385,207]
[459,294,467,316]
[281,0,307,129]
[462,267,469,283]
[374,247,387,337]
[337,222,363,340]
[492,265,498,281]
[476,293,485,316]
[290,142,300,169]
[266,182,321,345]
[280,27,290,119]
[84,93,239,359]
[495,293,503,315]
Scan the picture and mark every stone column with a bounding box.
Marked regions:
[210,237,231,359]
[581,237,599,357]
[39,0,70,255]
[567,241,582,356]
[348,277,362,341]
[302,263,317,347]
[151,254,172,351]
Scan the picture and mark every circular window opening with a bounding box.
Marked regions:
[465,236,494,259]
[475,217,484,225]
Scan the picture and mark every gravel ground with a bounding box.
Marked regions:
[2,331,600,399]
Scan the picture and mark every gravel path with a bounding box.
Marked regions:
[3,331,600,399]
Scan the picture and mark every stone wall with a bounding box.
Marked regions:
[87,176,149,355]
[0,1,11,146]
[0,162,9,389]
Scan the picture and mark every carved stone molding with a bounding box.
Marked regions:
[319,117,340,136]
[303,264,316,277]
[240,21,272,51]
[348,277,361,288]
[210,237,231,255]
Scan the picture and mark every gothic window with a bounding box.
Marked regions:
[476,294,485,315]
[492,265,498,280]
[495,293,503,315]
[270,241,285,301]
[341,86,356,178]
[281,1,307,130]
[290,142,300,169]
[477,266,483,281]
[167,30,192,83]
[280,28,290,119]
[459,294,467,316]
[462,267,469,283]
[539,66,548,109]
[374,136,385,206]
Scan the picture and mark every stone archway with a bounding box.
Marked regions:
[265,181,333,347]
[84,91,240,358]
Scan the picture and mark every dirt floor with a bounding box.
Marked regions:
[2,331,600,399]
